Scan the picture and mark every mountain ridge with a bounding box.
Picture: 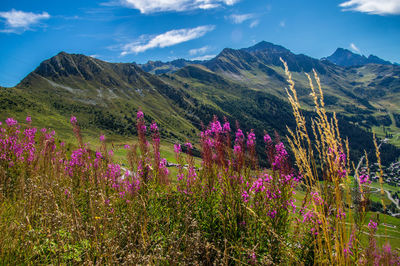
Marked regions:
[137,42,395,75]
[139,58,205,75]
[1,41,399,164]
[325,48,392,67]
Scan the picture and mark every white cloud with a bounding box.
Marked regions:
[121,0,240,14]
[192,54,216,60]
[249,20,259,28]
[350,43,361,53]
[340,0,400,15]
[189,46,209,55]
[0,9,50,32]
[121,25,215,55]
[227,13,254,24]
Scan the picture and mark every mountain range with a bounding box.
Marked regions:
[1,41,399,163]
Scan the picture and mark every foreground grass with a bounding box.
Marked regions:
[1,64,399,264]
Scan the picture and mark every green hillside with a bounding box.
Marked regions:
[1,42,400,164]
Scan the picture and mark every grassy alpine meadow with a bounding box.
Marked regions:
[1,62,399,264]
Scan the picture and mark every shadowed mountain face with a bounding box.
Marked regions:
[325,48,392,67]
[1,41,400,164]
[205,41,327,76]
[139,58,205,75]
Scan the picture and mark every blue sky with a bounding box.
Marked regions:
[1,0,400,87]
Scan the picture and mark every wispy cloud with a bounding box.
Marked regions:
[189,46,210,55]
[121,25,215,55]
[192,54,216,61]
[226,13,254,24]
[0,9,50,33]
[119,0,240,14]
[350,43,361,53]
[249,20,259,28]
[339,0,400,15]
[279,20,286,27]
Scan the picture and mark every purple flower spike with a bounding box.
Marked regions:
[5,118,17,127]
[174,143,181,154]
[70,116,77,125]
[137,110,144,119]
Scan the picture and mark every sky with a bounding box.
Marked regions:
[1,0,400,87]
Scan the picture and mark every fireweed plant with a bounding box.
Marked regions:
[0,64,399,264]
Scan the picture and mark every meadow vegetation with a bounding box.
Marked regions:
[0,61,399,264]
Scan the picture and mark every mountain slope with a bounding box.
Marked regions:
[196,42,399,124]
[4,52,205,141]
[167,41,400,151]
[201,42,375,114]
[160,63,400,164]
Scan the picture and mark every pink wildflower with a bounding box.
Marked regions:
[174,143,181,154]
[185,142,193,150]
[242,190,249,203]
[235,129,244,143]
[368,219,378,231]
[150,122,158,132]
[247,130,256,148]
[137,110,144,119]
[5,118,17,127]
[211,120,222,134]
[223,122,231,132]
[70,116,77,124]
[249,252,257,265]
[359,174,371,184]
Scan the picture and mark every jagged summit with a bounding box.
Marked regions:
[33,51,107,79]
[204,40,326,74]
[242,41,290,54]
[326,48,392,67]
[367,54,392,65]
[17,50,162,93]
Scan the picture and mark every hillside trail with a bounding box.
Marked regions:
[366,185,400,216]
